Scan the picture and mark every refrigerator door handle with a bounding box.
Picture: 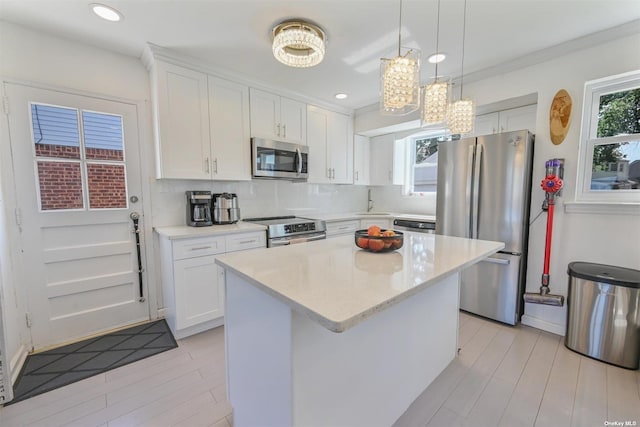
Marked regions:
[471,144,483,239]
[466,145,475,238]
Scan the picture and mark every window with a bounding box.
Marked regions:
[30,103,128,211]
[401,129,453,195]
[576,71,640,203]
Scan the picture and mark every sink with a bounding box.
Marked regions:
[358,212,391,216]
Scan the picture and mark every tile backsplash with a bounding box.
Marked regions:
[151,179,369,227]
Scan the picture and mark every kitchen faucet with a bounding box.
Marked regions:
[367,189,374,212]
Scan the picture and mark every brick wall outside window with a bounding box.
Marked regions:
[87,164,126,209]
[37,161,83,210]
[35,144,80,159]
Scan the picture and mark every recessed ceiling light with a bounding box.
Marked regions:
[428,53,446,64]
[335,93,348,100]
[90,3,123,22]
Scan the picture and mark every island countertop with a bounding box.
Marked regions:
[215,233,504,332]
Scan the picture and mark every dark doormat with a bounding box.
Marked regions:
[9,319,177,404]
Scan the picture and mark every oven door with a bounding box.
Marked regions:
[269,232,326,248]
[252,138,308,180]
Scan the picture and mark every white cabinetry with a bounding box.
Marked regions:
[208,76,251,180]
[473,104,537,136]
[369,133,403,186]
[326,220,360,238]
[150,60,251,180]
[249,88,306,144]
[159,230,266,339]
[153,61,210,180]
[353,135,370,185]
[307,105,354,184]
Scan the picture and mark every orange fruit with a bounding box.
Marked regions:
[368,239,385,252]
[356,237,369,249]
[382,230,395,237]
[367,225,382,237]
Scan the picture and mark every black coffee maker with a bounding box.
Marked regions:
[186,191,213,227]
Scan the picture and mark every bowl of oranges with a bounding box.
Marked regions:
[354,225,404,253]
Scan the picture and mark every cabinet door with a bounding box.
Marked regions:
[326,220,360,237]
[209,76,251,180]
[354,135,370,185]
[249,88,280,139]
[369,134,395,185]
[473,112,499,137]
[280,97,307,144]
[155,61,211,179]
[306,106,330,184]
[329,112,353,184]
[499,104,536,133]
[174,255,223,330]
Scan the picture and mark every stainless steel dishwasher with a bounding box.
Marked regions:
[393,218,436,233]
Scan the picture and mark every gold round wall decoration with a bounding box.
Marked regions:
[549,89,572,145]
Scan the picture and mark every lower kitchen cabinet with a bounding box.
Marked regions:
[360,218,392,230]
[326,220,360,238]
[159,230,266,339]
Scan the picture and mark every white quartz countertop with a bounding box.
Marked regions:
[309,212,436,223]
[154,221,267,239]
[216,233,503,333]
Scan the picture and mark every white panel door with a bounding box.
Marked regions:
[499,104,537,133]
[473,112,499,136]
[4,83,149,350]
[306,106,330,184]
[353,135,370,185]
[173,256,223,330]
[249,88,280,140]
[369,134,395,185]
[280,97,306,144]
[329,112,353,184]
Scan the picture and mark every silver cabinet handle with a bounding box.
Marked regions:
[332,168,335,179]
[237,239,257,244]
[205,158,210,173]
[213,158,218,174]
[337,226,349,230]
[481,257,511,265]
[190,246,212,251]
[296,147,302,176]
[355,171,359,181]
[283,124,287,138]
[276,123,281,137]
[327,168,331,178]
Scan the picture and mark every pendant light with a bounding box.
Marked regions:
[380,0,421,116]
[447,0,475,134]
[421,0,449,125]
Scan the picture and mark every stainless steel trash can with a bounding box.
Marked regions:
[565,262,640,369]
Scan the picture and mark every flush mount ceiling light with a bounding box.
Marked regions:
[447,0,475,134]
[272,20,326,68]
[427,53,446,64]
[90,3,122,22]
[335,93,348,99]
[380,0,421,116]
[422,0,449,125]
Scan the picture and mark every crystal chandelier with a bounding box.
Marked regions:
[380,0,420,115]
[272,20,326,68]
[422,0,449,125]
[447,0,475,134]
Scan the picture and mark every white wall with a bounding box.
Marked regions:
[0,21,367,365]
[358,33,640,334]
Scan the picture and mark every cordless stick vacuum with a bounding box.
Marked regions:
[524,159,565,306]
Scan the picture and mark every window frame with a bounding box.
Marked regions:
[401,128,449,197]
[576,70,640,204]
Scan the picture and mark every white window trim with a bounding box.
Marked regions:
[401,129,447,197]
[574,70,640,209]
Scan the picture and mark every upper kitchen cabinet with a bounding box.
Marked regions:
[307,105,353,184]
[152,60,211,180]
[369,133,403,186]
[149,60,251,180]
[472,104,537,136]
[353,134,370,185]
[208,76,251,180]
[249,88,306,144]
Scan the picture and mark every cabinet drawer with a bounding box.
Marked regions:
[326,220,360,237]
[225,231,266,252]
[173,235,226,260]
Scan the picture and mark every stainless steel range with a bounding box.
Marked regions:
[243,216,326,248]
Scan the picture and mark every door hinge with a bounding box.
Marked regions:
[2,96,9,115]
[25,312,32,328]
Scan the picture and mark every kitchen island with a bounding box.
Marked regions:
[215,233,504,427]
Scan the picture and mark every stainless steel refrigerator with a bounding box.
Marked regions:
[436,130,534,325]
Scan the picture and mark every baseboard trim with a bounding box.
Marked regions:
[10,344,27,385]
[521,314,565,336]
[173,317,224,340]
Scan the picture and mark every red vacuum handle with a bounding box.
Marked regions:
[543,201,554,275]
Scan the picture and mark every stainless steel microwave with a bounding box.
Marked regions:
[251,138,308,181]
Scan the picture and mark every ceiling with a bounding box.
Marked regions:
[1,0,639,110]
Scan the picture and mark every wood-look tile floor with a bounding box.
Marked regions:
[1,312,639,426]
